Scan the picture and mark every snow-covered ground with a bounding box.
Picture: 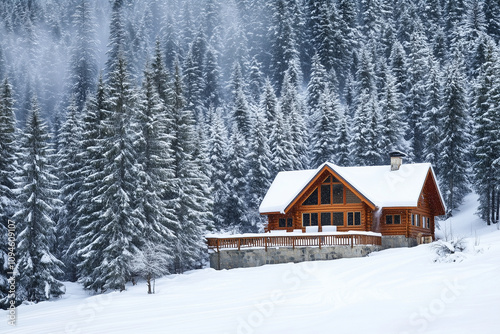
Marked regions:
[2,193,500,334]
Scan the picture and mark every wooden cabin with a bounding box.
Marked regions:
[259,154,446,241]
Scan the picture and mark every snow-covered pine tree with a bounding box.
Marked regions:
[224,125,252,232]
[247,108,272,231]
[77,55,142,292]
[350,44,382,166]
[14,96,65,303]
[68,0,98,111]
[207,108,229,230]
[472,37,500,224]
[55,98,83,281]
[248,57,264,106]
[232,68,252,140]
[106,0,129,75]
[269,0,300,93]
[333,106,351,166]
[440,51,471,213]
[307,53,328,120]
[135,62,178,269]
[310,86,339,167]
[0,78,18,308]
[204,46,221,111]
[423,61,444,174]
[260,78,278,134]
[405,25,433,162]
[280,68,307,169]
[378,65,408,155]
[70,75,108,290]
[306,0,336,72]
[170,58,211,272]
[183,28,206,121]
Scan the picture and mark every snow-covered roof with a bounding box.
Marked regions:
[259,162,446,214]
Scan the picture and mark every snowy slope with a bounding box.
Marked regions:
[2,193,500,334]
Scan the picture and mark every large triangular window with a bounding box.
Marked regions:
[303,188,318,205]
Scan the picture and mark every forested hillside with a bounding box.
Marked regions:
[1,0,499,305]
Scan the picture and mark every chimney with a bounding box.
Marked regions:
[389,151,406,171]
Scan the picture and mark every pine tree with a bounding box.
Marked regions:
[135,62,178,268]
[334,107,351,166]
[307,53,328,119]
[68,0,98,110]
[0,78,18,308]
[269,105,295,174]
[405,26,433,162]
[224,125,251,232]
[472,37,500,224]
[70,75,108,289]
[260,78,278,134]
[280,69,307,169]
[55,98,83,281]
[77,55,142,292]
[204,46,221,111]
[170,58,210,272]
[247,109,272,231]
[423,62,443,173]
[310,87,339,167]
[207,108,229,230]
[378,65,407,154]
[106,0,128,75]
[440,52,471,213]
[248,57,264,106]
[14,97,65,303]
[269,0,300,92]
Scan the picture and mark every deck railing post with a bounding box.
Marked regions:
[238,238,241,251]
[350,235,353,248]
[217,238,219,252]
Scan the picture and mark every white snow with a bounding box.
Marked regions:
[259,162,446,214]
[2,193,499,334]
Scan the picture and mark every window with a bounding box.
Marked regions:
[303,213,310,226]
[415,214,419,227]
[422,216,425,228]
[411,214,415,226]
[311,213,318,226]
[321,212,331,225]
[279,218,286,227]
[426,217,430,229]
[386,214,401,225]
[332,212,344,226]
[321,185,331,204]
[347,212,361,226]
[303,188,318,206]
[355,212,361,225]
[323,176,331,183]
[332,184,344,204]
[303,213,320,226]
[287,218,293,227]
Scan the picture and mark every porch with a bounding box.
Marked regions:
[206,230,382,252]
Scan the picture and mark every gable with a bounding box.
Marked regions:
[419,169,446,216]
[285,165,375,213]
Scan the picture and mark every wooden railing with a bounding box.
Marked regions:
[206,233,382,251]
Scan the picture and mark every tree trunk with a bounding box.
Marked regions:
[147,273,152,294]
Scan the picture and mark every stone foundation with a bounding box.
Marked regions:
[380,235,418,249]
[210,245,382,270]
